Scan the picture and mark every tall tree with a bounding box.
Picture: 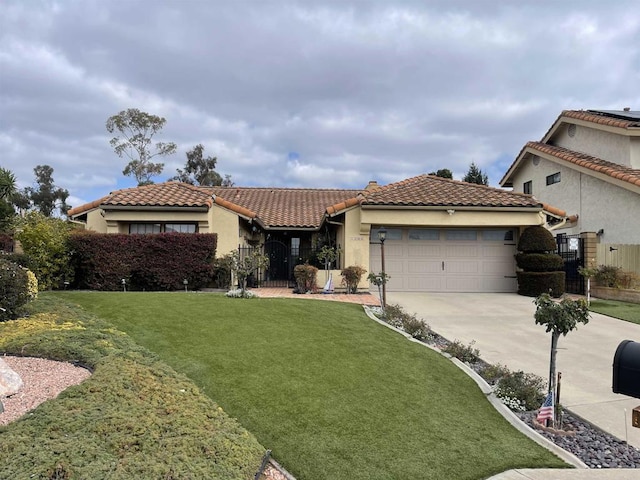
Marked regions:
[0,167,17,199]
[106,108,177,185]
[22,165,70,217]
[428,169,453,179]
[462,162,489,185]
[0,168,17,231]
[172,144,223,186]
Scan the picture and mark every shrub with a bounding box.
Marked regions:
[594,265,621,287]
[16,212,74,290]
[0,232,13,252]
[494,370,546,412]
[212,254,234,289]
[0,258,35,321]
[515,253,564,272]
[293,263,318,293]
[379,303,432,341]
[225,288,257,298]
[516,271,565,297]
[0,252,33,269]
[619,271,639,290]
[442,340,480,363]
[517,226,557,253]
[479,363,511,385]
[69,232,217,291]
[340,265,367,293]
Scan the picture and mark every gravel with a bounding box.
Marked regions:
[0,355,92,425]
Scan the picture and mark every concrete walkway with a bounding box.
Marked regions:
[387,292,640,450]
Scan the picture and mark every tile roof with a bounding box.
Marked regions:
[67,182,212,216]
[360,174,541,208]
[563,110,640,129]
[524,142,640,188]
[208,186,362,228]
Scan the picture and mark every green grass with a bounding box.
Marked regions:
[56,291,568,480]
[0,295,265,479]
[590,299,640,324]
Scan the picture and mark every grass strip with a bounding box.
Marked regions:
[589,299,640,324]
[0,295,265,479]
[58,291,569,480]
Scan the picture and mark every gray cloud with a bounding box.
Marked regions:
[1,1,639,207]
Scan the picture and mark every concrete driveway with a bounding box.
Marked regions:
[387,292,640,449]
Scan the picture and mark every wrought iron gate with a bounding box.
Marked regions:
[556,234,585,295]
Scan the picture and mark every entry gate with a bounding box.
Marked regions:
[556,234,585,295]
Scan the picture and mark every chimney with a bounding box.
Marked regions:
[365,180,381,191]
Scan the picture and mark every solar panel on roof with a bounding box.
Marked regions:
[588,110,640,121]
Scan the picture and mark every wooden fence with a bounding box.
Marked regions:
[596,244,640,275]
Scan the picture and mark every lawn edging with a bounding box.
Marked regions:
[362,305,587,470]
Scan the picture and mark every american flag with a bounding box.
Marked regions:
[536,391,554,424]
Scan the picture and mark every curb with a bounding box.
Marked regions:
[362,305,588,469]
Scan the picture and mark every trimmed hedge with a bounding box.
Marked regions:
[0,258,37,320]
[293,263,318,293]
[517,226,557,253]
[515,253,564,272]
[516,271,565,297]
[69,232,217,291]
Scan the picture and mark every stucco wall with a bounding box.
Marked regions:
[85,210,108,233]
[553,123,632,166]
[510,156,640,243]
[359,208,544,229]
[209,205,242,256]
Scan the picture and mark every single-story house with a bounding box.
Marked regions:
[68,174,561,292]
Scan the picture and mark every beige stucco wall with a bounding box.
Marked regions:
[85,210,108,233]
[553,123,633,167]
[509,155,640,244]
[209,205,243,256]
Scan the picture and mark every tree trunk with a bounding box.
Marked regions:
[548,332,559,394]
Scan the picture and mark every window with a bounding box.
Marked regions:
[371,228,402,241]
[129,223,197,234]
[129,223,161,234]
[546,172,561,186]
[482,229,514,242]
[408,229,440,240]
[165,223,197,233]
[523,181,532,195]
[291,237,300,257]
[445,230,477,241]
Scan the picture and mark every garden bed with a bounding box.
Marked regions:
[591,286,640,304]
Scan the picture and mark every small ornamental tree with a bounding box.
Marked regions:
[516,226,565,297]
[293,263,318,293]
[534,293,590,422]
[231,248,269,295]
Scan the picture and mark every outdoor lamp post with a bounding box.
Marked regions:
[378,226,387,308]
[183,279,188,292]
[121,278,127,292]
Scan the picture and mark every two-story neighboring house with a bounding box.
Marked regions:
[500,109,640,245]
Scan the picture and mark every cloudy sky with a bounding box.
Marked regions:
[1,1,639,209]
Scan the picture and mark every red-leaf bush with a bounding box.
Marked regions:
[69,232,217,291]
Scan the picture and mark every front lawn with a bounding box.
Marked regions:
[589,299,640,324]
[57,291,568,480]
[0,295,265,479]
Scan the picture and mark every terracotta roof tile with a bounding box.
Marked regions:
[207,187,362,228]
[68,182,213,217]
[361,174,541,208]
[526,142,640,188]
[563,110,640,129]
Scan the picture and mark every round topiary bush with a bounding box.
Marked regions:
[517,271,565,297]
[517,226,557,253]
[515,253,564,272]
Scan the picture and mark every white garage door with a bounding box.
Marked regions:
[369,228,518,293]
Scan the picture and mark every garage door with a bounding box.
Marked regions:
[369,228,518,293]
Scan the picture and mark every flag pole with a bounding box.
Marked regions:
[555,372,562,429]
